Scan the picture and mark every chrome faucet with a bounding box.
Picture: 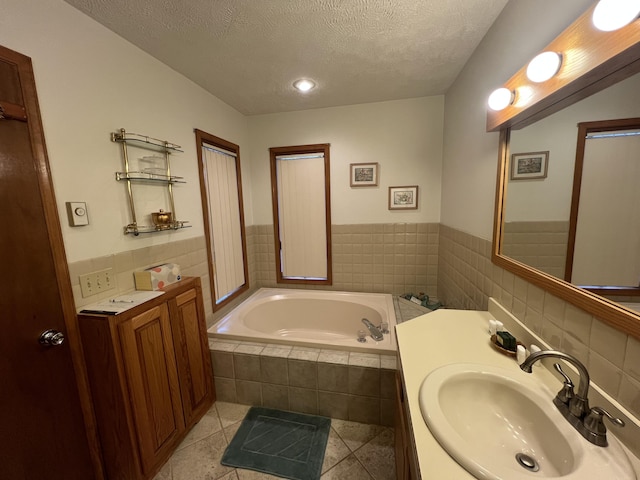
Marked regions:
[520,349,624,446]
[361,318,383,341]
[520,350,591,418]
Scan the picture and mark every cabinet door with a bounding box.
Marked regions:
[119,304,185,475]
[170,287,214,427]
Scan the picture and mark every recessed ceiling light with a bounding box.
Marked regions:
[293,79,316,92]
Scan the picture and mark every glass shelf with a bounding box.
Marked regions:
[124,221,191,236]
[111,131,183,153]
[115,172,186,184]
[113,128,188,236]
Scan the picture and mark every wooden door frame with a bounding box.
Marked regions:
[1,44,104,478]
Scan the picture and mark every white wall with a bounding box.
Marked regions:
[0,0,250,263]
[441,0,593,239]
[247,96,444,225]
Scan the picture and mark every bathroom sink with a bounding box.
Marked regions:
[418,363,636,480]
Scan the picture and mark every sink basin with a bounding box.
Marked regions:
[419,363,636,480]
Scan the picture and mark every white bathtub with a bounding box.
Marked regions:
[209,288,397,354]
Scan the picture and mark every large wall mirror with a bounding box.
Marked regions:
[489,2,640,340]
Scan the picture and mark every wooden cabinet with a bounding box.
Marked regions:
[79,277,214,480]
[395,370,419,480]
[169,287,213,428]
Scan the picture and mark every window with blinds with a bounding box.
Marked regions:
[195,129,248,309]
[269,144,332,284]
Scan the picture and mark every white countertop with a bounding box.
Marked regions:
[395,306,640,479]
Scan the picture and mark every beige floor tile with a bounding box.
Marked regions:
[218,471,239,480]
[354,428,396,480]
[320,454,373,480]
[331,419,386,452]
[171,430,234,480]
[177,407,223,450]
[321,427,351,474]
[162,401,394,480]
[235,468,283,479]
[216,401,251,428]
[152,460,172,480]
[223,421,243,443]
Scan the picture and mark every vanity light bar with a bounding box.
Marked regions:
[488,88,515,111]
[592,0,640,32]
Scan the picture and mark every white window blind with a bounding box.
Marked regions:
[203,146,245,302]
[276,154,328,279]
[572,133,640,286]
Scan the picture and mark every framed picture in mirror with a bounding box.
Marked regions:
[510,151,549,180]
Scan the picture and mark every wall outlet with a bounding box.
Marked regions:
[79,268,115,298]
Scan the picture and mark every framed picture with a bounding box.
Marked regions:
[510,151,549,180]
[350,162,379,187]
[388,185,418,210]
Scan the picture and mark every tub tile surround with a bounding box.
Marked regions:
[210,339,397,427]
[438,224,640,422]
[250,222,439,299]
[69,222,438,329]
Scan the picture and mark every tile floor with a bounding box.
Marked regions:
[153,401,396,480]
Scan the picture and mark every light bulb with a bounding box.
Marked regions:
[488,88,514,111]
[593,0,640,31]
[526,52,562,83]
[293,79,316,92]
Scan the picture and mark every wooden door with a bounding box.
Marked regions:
[0,45,102,479]
[119,304,186,475]
[169,284,215,427]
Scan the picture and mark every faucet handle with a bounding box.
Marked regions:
[582,406,625,446]
[584,406,625,434]
[553,363,574,404]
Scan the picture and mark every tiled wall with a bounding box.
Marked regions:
[249,223,439,298]
[68,236,212,318]
[438,224,640,420]
[209,339,397,426]
[69,222,439,326]
[502,221,569,279]
[68,223,640,422]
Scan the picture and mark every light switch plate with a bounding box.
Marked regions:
[66,201,89,226]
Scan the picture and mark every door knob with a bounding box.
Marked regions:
[39,329,65,346]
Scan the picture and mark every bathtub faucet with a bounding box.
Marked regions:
[361,318,384,341]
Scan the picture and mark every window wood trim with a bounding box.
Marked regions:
[195,129,249,311]
[269,143,332,285]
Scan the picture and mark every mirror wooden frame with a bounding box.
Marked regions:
[488,3,640,341]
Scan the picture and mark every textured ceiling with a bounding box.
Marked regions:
[63,0,509,115]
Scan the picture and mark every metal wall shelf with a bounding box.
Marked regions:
[111,131,183,153]
[123,222,191,235]
[115,172,186,184]
[112,128,188,236]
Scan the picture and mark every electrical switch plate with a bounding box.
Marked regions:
[66,201,89,227]
[79,268,114,298]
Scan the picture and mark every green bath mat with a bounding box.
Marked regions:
[221,407,331,480]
